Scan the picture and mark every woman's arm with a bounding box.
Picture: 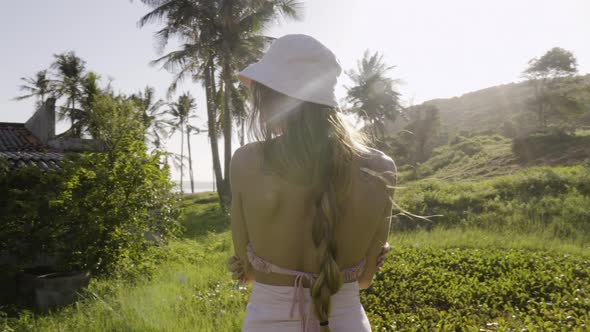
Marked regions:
[358,204,392,289]
[229,147,255,284]
[376,242,391,272]
[358,156,396,289]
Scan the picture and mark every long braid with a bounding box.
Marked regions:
[310,125,354,331]
[310,182,342,331]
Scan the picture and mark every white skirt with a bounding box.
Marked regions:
[242,281,372,332]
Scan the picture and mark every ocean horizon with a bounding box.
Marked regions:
[172,180,216,193]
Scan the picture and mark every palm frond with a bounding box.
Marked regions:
[13,93,36,101]
[277,0,304,20]
[138,0,181,28]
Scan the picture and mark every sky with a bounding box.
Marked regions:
[1,0,589,183]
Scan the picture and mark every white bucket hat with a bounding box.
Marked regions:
[238,34,342,108]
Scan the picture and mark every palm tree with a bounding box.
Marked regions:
[186,124,208,193]
[51,51,87,138]
[216,0,302,202]
[168,152,187,192]
[345,50,402,142]
[139,0,225,200]
[130,86,169,150]
[167,92,197,193]
[77,72,102,138]
[231,82,250,146]
[14,70,51,107]
[138,0,302,205]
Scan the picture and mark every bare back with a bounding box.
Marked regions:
[231,141,396,288]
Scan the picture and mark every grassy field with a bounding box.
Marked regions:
[2,181,589,331]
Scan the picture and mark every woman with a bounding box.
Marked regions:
[229,34,396,332]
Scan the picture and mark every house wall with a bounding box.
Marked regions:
[48,138,105,152]
[25,98,55,144]
[23,98,105,153]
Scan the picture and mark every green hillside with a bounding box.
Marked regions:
[398,135,516,181]
[386,74,590,136]
[397,131,590,181]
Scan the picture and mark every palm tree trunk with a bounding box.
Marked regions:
[240,117,245,146]
[70,98,76,137]
[205,59,225,202]
[222,60,233,205]
[372,118,378,144]
[187,126,195,194]
[219,0,234,207]
[180,121,184,193]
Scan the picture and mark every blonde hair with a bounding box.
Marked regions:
[250,82,367,331]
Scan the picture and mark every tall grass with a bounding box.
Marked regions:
[3,237,248,332]
[390,227,590,258]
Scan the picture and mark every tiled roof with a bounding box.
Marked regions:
[0,122,45,152]
[0,151,64,171]
[0,122,64,171]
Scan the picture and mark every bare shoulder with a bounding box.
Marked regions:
[366,147,397,173]
[231,142,263,167]
[359,147,398,187]
[230,142,264,188]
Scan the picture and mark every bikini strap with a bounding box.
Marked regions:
[246,243,366,332]
[247,244,316,331]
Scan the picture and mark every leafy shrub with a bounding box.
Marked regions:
[512,130,574,161]
[362,246,590,331]
[0,95,180,275]
[53,95,181,274]
[0,160,68,265]
[448,134,466,145]
[456,140,482,156]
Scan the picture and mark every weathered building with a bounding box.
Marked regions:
[0,98,103,170]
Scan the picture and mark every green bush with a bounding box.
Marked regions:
[53,95,181,274]
[511,130,574,161]
[362,246,590,331]
[0,161,67,266]
[454,139,482,156]
[0,94,181,275]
